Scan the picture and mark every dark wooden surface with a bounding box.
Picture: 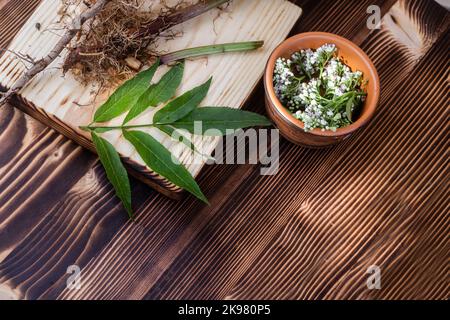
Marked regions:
[0,0,448,300]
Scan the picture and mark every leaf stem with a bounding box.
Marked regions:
[80,124,156,132]
[160,41,264,64]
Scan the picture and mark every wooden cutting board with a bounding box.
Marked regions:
[0,0,302,199]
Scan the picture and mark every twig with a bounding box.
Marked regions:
[141,0,230,37]
[0,48,35,64]
[136,0,230,50]
[0,0,110,106]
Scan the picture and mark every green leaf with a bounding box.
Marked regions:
[153,77,212,124]
[94,59,160,123]
[92,132,133,219]
[171,107,272,135]
[156,124,214,161]
[123,130,208,203]
[346,96,354,122]
[156,124,196,153]
[92,127,116,133]
[123,61,185,124]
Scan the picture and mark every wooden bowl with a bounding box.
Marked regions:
[264,32,380,147]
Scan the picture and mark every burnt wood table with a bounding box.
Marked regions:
[0,0,448,300]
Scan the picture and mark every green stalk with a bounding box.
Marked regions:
[80,124,155,132]
[160,41,264,64]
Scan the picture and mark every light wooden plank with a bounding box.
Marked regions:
[0,0,302,196]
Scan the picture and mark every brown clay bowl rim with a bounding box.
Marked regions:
[264,32,380,137]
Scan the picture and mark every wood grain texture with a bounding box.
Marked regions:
[0,0,302,198]
[0,0,448,300]
[0,0,41,49]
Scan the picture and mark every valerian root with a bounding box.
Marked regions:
[0,0,230,105]
[0,0,110,107]
[63,0,230,85]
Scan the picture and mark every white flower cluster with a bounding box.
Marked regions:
[273,44,366,132]
[323,59,363,98]
[273,57,294,105]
